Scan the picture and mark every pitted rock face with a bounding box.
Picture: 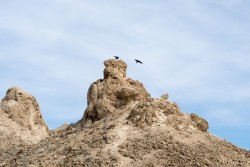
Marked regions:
[82,59,150,125]
[1,60,248,167]
[81,59,210,136]
[81,59,209,134]
[0,87,49,140]
[190,113,209,132]
[104,59,127,79]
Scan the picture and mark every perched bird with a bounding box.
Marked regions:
[135,59,143,64]
[114,56,119,59]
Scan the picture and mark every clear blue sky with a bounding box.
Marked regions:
[0,0,249,150]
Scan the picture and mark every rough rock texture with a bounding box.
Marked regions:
[0,59,249,167]
[0,87,49,140]
[0,87,49,166]
[81,59,150,125]
[190,113,209,132]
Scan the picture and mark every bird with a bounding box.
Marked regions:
[135,59,143,64]
[114,56,119,59]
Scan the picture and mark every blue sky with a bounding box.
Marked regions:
[0,0,250,150]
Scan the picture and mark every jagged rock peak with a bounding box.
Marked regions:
[81,59,209,133]
[103,59,127,79]
[0,86,49,140]
[81,59,150,125]
[3,86,33,102]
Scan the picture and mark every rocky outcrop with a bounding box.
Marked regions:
[127,98,182,127]
[82,59,209,133]
[0,87,49,140]
[0,59,249,167]
[103,59,127,79]
[0,87,49,162]
[190,113,209,132]
[81,59,150,125]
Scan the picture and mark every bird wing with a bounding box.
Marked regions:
[135,60,142,64]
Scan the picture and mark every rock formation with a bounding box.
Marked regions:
[0,87,49,166]
[0,59,249,167]
[81,59,150,125]
[81,59,208,133]
[0,87,48,139]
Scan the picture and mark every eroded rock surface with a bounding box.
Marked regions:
[0,87,49,139]
[81,59,209,133]
[81,59,150,125]
[190,113,209,132]
[0,87,49,165]
[0,59,249,167]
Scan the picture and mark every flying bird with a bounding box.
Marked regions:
[114,56,119,59]
[135,59,143,64]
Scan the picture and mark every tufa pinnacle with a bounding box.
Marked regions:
[81,59,150,125]
[1,60,249,167]
[81,59,209,133]
[1,86,49,140]
[103,59,127,79]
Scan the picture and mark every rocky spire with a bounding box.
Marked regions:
[103,59,127,79]
[0,87,49,140]
[81,59,151,125]
[2,59,249,167]
[81,59,209,133]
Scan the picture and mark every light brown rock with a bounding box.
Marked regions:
[103,59,127,79]
[81,59,150,125]
[190,113,209,132]
[0,87,49,140]
[0,59,249,167]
